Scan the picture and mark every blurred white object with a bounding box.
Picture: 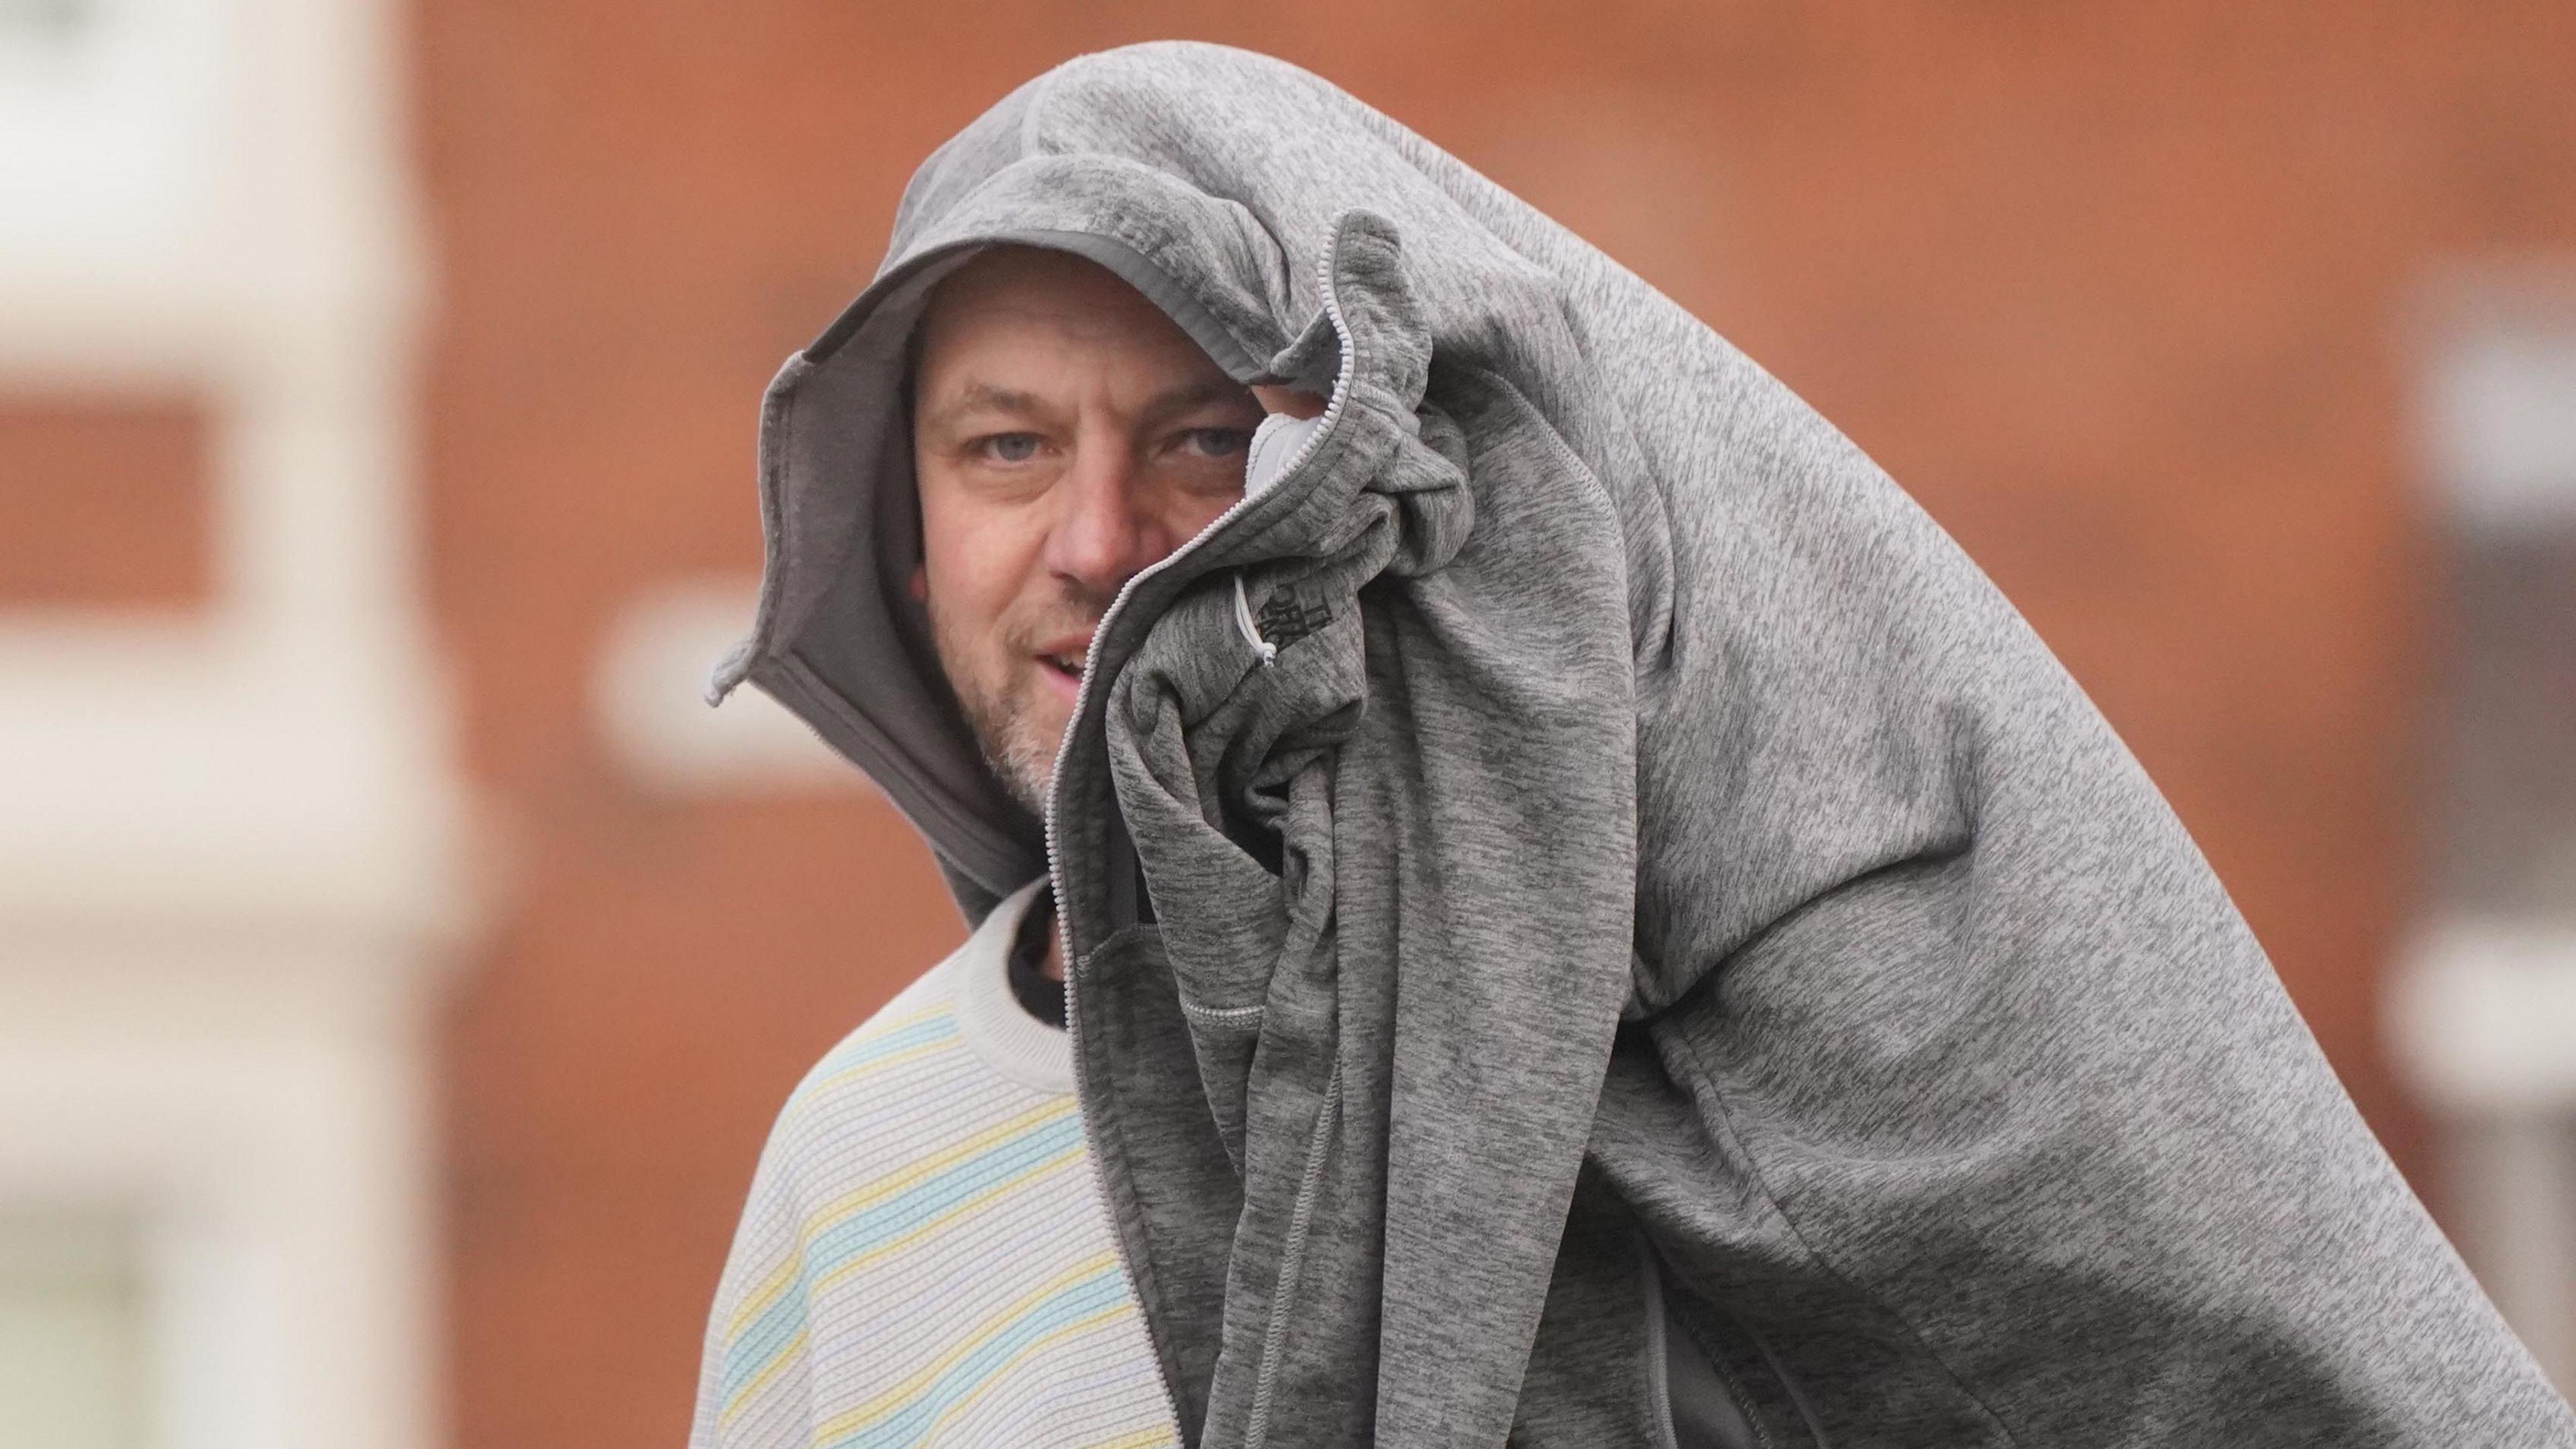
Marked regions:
[2394,922,2576,1392]
[595,578,869,792]
[2400,272,2576,1394]
[2427,299,2576,534]
[0,0,228,283]
[0,0,466,1446]
[2397,922,2576,1114]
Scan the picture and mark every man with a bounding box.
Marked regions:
[696,42,2573,1449]
[691,246,1301,1449]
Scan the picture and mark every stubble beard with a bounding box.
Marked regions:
[926,590,1099,820]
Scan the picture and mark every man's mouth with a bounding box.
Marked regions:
[1033,632,1094,688]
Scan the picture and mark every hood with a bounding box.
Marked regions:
[711,63,1318,918]
[708,43,1662,923]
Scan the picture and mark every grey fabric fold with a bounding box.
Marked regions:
[718,40,2576,1449]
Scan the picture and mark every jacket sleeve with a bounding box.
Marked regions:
[1601,347,2576,1447]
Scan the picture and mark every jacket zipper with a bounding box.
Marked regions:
[1044,238,1356,1442]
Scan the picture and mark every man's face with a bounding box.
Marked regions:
[910,248,1269,815]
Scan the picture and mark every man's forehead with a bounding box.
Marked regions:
[908,244,1244,407]
[915,246,1173,348]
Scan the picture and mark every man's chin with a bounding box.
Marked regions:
[996,747,1056,818]
[985,699,1067,818]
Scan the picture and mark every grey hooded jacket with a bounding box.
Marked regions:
[711,42,2575,1449]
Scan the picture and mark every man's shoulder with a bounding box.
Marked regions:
[763,879,1062,1158]
[769,974,970,1137]
[784,947,973,1106]
[696,881,1168,1449]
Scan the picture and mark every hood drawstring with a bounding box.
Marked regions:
[1233,574,1279,667]
[1230,410,1327,669]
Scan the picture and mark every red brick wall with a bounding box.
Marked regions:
[417,5,2576,1444]
[0,396,210,609]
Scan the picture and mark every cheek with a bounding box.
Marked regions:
[918,484,1041,645]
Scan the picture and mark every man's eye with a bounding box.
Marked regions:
[977,432,1042,463]
[1181,427,1251,458]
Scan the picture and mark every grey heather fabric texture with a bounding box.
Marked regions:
[711,41,2576,1449]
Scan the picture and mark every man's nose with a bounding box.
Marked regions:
[1040,444,1169,597]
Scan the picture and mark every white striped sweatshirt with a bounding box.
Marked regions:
[690,881,1178,1449]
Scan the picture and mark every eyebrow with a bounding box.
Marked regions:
[920,382,1050,434]
[919,377,1256,435]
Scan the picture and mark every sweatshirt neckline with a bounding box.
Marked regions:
[953,879,1075,1095]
